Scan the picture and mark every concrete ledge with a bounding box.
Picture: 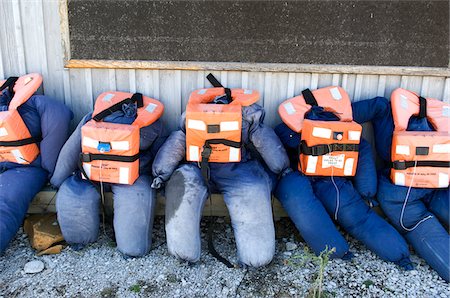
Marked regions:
[29,188,288,217]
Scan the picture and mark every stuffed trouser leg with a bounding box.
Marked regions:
[111,175,156,257]
[275,171,350,258]
[313,178,412,267]
[211,160,275,267]
[165,164,208,262]
[378,174,450,281]
[56,174,100,246]
[0,166,48,253]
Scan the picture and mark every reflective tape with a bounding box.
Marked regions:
[189,145,199,161]
[306,155,318,173]
[187,119,206,131]
[119,167,129,184]
[330,87,342,100]
[433,144,450,154]
[198,89,207,95]
[438,173,449,188]
[312,127,332,139]
[102,93,115,102]
[229,147,240,162]
[395,172,405,186]
[283,102,296,115]
[396,145,410,155]
[12,149,25,164]
[220,121,239,132]
[83,137,99,149]
[146,103,157,113]
[0,127,8,137]
[82,163,92,179]
[348,130,361,141]
[111,141,130,151]
[344,158,354,176]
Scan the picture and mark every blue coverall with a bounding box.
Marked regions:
[151,103,290,267]
[51,106,166,257]
[275,99,413,269]
[360,96,449,282]
[0,88,72,253]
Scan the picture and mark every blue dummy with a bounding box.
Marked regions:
[355,96,449,281]
[0,88,72,253]
[151,96,290,268]
[275,102,412,269]
[51,102,166,257]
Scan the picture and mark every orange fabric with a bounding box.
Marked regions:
[0,110,40,164]
[81,121,140,185]
[0,73,42,164]
[299,119,362,176]
[81,91,163,185]
[92,92,164,128]
[391,131,450,188]
[391,88,449,132]
[185,87,258,163]
[278,86,353,133]
[390,88,450,188]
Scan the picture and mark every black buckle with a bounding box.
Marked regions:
[393,161,407,170]
[201,146,212,159]
[80,153,92,163]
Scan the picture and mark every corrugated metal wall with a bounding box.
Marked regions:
[1,0,449,131]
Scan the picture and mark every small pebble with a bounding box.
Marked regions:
[286,242,297,251]
[24,260,45,274]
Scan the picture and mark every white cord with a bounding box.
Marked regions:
[399,160,433,232]
[327,144,340,221]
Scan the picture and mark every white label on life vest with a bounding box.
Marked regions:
[344,158,354,176]
[102,93,115,102]
[0,127,8,137]
[322,154,345,169]
[198,89,207,95]
[433,144,450,154]
[443,106,450,118]
[283,102,296,115]
[146,103,157,113]
[306,155,318,173]
[438,173,449,188]
[220,121,239,131]
[348,130,361,141]
[330,87,342,100]
[395,172,405,186]
[119,167,129,184]
[244,89,253,94]
[82,163,91,179]
[111,141,129,151]
[400,94,408,109]
[396,145,410,156]
[83,137,99,149]
[189,145,199,161]
[187,119,206,131]
[12,149,25,164]
[312,127,332,139]
[229,147,240,162]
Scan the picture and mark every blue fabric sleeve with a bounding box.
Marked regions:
[353,138,377,199]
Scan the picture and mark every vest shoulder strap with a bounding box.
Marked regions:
[391,88,449,132]
[278,86,352,132]
[1,73,42,110]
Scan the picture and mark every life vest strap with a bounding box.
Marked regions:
[301,88,318,106]
[418,96,427,118]
[206,73,232,102]
[0,77,19,96]
[0,135,42,147]
[80,152,140,163]
[300,140,359,156]
[199,139,241,181]
[392,160,450,170]
[93,93,144,122]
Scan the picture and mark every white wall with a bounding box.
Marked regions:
[1,0,449,131]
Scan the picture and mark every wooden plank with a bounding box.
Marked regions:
[317,74,333,88]
[159,70,182,131]
[226,71,242,89]
[115,69,130,92]
[11,0,26,74]
[0,0,24,75]
[293,73,312,95]
[28,189,288,218]
[353,75,379,102]
[443,78,450,104]
[91,69,113,105]
[263,72,289,127]
[420,76,446,99]
[246,72,265,105]
[383,75,402,99]
[69,68,93,124]
[42,0,65,101]
[341,74,357,100]
[400,75,423,94]
[181,71,199,109]
[64,59,450,77]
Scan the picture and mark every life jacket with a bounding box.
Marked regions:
[278,86,362,176]
[0,74,43,164]
[390,88,450,188]
[80,91,163,185]
[185,74,259,177]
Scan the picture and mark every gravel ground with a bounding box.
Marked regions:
[0,217,448,298]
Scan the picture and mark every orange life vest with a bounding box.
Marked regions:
[80,92,163,185]
[390,88,450,188]
[0,74,43,164]
[279,87,362,176]
[185,74,259,176]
